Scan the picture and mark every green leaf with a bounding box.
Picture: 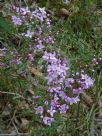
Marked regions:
[0,13,14,33]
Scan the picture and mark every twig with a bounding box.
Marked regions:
[0,91,32,102]
[0,133,29,136]
[11,119,19,135]
[24,0,28,7]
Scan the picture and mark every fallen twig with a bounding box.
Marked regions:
[0,91,32,102]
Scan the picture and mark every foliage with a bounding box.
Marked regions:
[0,0,102,136]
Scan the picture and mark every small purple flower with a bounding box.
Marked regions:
[49,86,61,93]
[51,97,59,108]
[20,7,30,15]
[73,87,83,94]
[43,117,54,126]
[27,54,34,61]
[15,7,30,15]
[25,30,34,38]
[58,91,66,100]
[92,58,98,65]
[39,7,46,16]
[16,58,22,65]
[0,48,7,51]
[38,27,42,35]
[43,52,57,63]
[47,107,56,117]
[80,74,94,89]
[12,16,22,25]
[45,36,54,44]
[59,104,69,114]
[35,106,44,115]
[10,57,22,65]
[0,62,8,68]
[32,7,47,22]
[33,96,41,99]
[65,78,74,88]
[44,100,48,105]
[67,97,80,105]
[35,44,44,51]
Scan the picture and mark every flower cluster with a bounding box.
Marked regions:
[32,7,47,22]
[1,5,95,126]
[11,6,54,51]
[11,6,95,126]
[43,52,68,85]
[65,74,94,94]
[15,6,30,15]
[34,51,95,125]
[34,52,81,126]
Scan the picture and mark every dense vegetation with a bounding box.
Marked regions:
[0,0,102,135]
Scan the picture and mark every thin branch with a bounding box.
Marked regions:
[0,91,32,102]
[0,133,29,136]
[11,119,19,135]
